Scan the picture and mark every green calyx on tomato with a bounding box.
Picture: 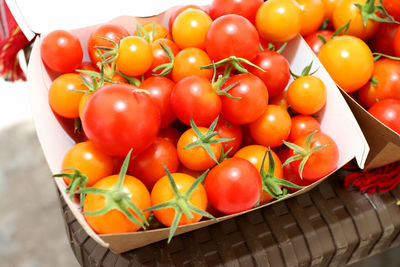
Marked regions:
[77,149,149,229]
[265,42,288,54]
[372,52,400,61]
[282,131,327,179]
[211,64,240,99]
[331,20,351,38]
[185,116,235,164]
[53,168,89,204]
[144,166,215,243]
[259,148,303,200]
[354,0,399,26]
[76,67,106,92]
[290,61,319,79]
[152,40,175,76]
[136,23,156,44]
[200,55,265,74]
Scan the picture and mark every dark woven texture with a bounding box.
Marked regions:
[59,172,400,266]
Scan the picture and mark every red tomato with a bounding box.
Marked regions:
[81,84,160,157]
[248,50,291,97]
[209,0,263,23]
[220,74,269,125]
[305,30,334,54]
[394,26,400,57]
[382,0,400,20]
[139,76,176,129]
[205,14,260,61]
[149,39,180,76]
[41,30,83,73]
[215,117,243,156]
[369,99,400,134]
[128,138,179,190]
[168,5,208,30]
[288,115,321,141]
[87,23,129,67]
[205,158,262,214]
[369,22,398,56]
[158,127,181,146]
[171,76,221,127]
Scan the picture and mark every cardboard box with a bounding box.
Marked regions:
[12,0,370,253]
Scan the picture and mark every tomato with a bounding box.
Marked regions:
[87,23,129,67]
[249,105,292,147]
[358,58,400,108]
[136,22,171,41]
[234,145,283,203]
[177,127,222,171]
[205,157,262,214]
[61,141,114,186]
[269,90,289,110]
[332,0,380,40]
[394,26,400,57]
[171,76,221,127]
[287,75,327,115]
[369,22,398,56]
[128,138,179,190]
[256,0,302,43]
[48,73,87,118]
[151,173,208,227]
[305,30,334,54]
[172,48,213,82]
[41,30,83,73]
[168,5,208,30]
[158,127,181,146]
[382,0,400,20]
[75,62,98,82]
[369,99,400,134]
[220,74,269,125]
[83,174,151,234]
[116,36,153,76]
[209,0,263,23]
[288,115,321,141]
[318,35,374,93]
[206,14,260,62]
[139,76,176,129]
[149,39,180,76]
[172,9,212,49]
[248,50,291,97]
[288,132,339,181]
[322,0,341,21]
[81,83,160,157]
[215,117,243,156]
[297,0,325,36]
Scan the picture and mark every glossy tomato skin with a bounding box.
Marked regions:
[41,30,83,73]
[81,84,160,158]
[318,35,374,93]
[205,158,261,215]
[297,0,325,37]
[382,0,400,20]
[206,14,260,62]
[305,30,334,54]
[322,0,341,21]
[149,39,180,76]
[209,0,263,23]
[171,76,221,127]
[158,127,181,146]
[87,23,129,67]
[221,74,269,125]
[215,117,243,156]
[288,115,321,141]
[394,26,400,57]
[369,99,400,134]
[151,173,208,226]
[256,0,302,43]
[83,175,151,234]
[172,48,213,82]
[139,76,176,129]
[168,5,208,30]
[289,132,339,181]
[128,138,179,190]
[369,22,398,56]
[248,50,290,97]
[358,59,400,108]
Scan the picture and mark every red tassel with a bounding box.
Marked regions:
[344,161,400,194]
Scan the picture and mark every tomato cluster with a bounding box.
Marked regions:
[40,0,378,242]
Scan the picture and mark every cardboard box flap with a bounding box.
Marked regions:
[6,0,212,40]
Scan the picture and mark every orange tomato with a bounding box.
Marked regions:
[171,48,213,82]
[297,0,325,36]
[136,22,171,41]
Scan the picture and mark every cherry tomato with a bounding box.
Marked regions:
[322,0,341,21]
[87,23,129,67]
[205,158,261,214]
[256,0,302,43]
[215,117,243,156]
[269,90,290,110]
[136,22,171,41]
[75,62,98,82]
[158,127,181,146]
[172,48,213,82]
[172,9,212,49]
[369,22,398,56]
[206,14,260,61]
[305,30,334,54]
[61,141,114,186]
[139,76,176,129]
[168,5,208,30]
[394,26,400,57]
[369,99,400,134]
[48,73,87,118]
[41,30,83,73]
[249,105,292,148]
[358,58,400,108]
[209,0,263,23]
[116,36,153,76]
[171,76,221,127]
[220,74,269,125]
[288,115,321,141]
[297,0,325,36]
[83,174,151,234]
[318,35,374,93]
[248,50,291,97]
[151,173,208,226]
[128,138,179,190]
[382,0,400,20]
[81,84,160,157]
[149,39,180,76]
[287,75,327,115]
